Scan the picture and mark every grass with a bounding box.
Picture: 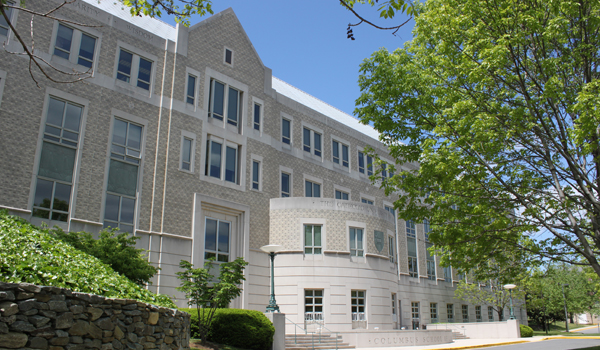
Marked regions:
[189,339,250,350]
[531,322,597,336]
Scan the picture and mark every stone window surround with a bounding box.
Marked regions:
[203,68,248,135]
[345,220,366,261]
[301,121,324,161]
[48,20,102,75]
[333,184,351,200]
[112,41,158,96]
[279,165,293,198]
[250,153,263,192]
[27,88,90,232]
[185,67,201,110]
[298,217,326,260]
[179,130,196,174]
[251,96,264,135]
[360,192,375,206]
[280,112,293,149]
[303,174,323,198]
[223,46,234,67]
[331,134,351,171]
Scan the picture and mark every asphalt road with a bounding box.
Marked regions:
[574,327,600,334]
[480,339,600,350]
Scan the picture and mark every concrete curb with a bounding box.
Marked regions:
[419,341,529,350]
[540,336,600,340]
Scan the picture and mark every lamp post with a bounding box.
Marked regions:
[561,284,569,332]
[503,284,516,320]
[261,244,283,313]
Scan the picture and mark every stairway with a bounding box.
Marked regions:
[285,333,355,350]
[451,331,470,340]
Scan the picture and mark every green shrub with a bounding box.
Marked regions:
[50,227,159,286]
[520,324,533,337]
[183,308,274,350]
[0,211,174,308]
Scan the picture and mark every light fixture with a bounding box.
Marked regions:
[261,244,283,312]
[503,284,516,320]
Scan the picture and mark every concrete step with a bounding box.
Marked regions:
[285,334,355,350]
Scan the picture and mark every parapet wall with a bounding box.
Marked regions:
[0,282,190,350]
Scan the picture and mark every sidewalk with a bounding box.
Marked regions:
[357,334,600,350]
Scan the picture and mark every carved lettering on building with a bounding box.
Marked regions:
[367,334,452,346]
[70,0,102,18]
[126,24,155,42]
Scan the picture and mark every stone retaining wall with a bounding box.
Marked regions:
[0,282,190,350]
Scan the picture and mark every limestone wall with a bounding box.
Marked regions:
[0,282,190,350]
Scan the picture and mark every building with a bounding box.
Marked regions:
[0,0,526,333]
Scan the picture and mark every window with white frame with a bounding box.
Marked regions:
[407,220,418,277]
[104,118,143,233]
[180,135,194,172]
[361,198,374,205]
[447,304,454,322]
[385,205,395,216]
[351,290,366,321]
[411,302,420,329]
[425,220,435,280]
[430,303,438,323]
[335,189,349,200]
[53,23,97,69]
[207,78,242,127]
[205,138,240,184]
[253,102,261,131]
[186,74,197,105]
[304,224,322,254]
[281,172,291,197]
[388,235,395,262]
[476,306,482,322]
[488,306,494,322]
[462,305,469,322]
[304,290,323,322]
[303,127,322,157]
[0,4,13,37]
[358,151,373,175]
[251,160,260,190]
[204,217,230,262]
[305,180,321,198]
[349,227,364,257]
[32,97,84,222]
[332,140,349,167]
[116,49,153,91]
[444,266,452,282]
[281,117,291,145]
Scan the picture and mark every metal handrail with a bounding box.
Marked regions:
[284,316,340,350]
[285,316,308,345]
[314,323,340,350]
[442,322,466,337]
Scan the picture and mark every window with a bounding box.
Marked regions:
[204,218,230,262]
[388,235,395,262]
[224,48,233,65]
[407,220,418,277]
[425,221,435,280]
[205,139,240,184]
[358,151,373,175]
[332,140,349,167]
[0,5,13,37]
[32,97,83,222]
[335,189,349,200]
[281,172,290,197]
[447,304,454,322]
[251,160,260,190]
[304,224,322,254]
[488,306,494,322]
[430,303,438,323]
[208,79,242,127]
[186,74,197,105]
[53,23,97,69]
[385,205,395,216]
[305,180,321,198]
[281,118,291,144]
[304,290,323,322]
[116,49,153,91]
[351,290,366,321]
[462,305,469,322]
[349,228,364,257]
[104,118,143,233]
[411,302,420,329]
[476,306,482,322]
[361,198,374,205]
[444,266,452,282]
[253,102,261,131]
[303,127,321,157]
[181,137,193,171]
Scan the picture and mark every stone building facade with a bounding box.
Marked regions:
[0,0,526,333]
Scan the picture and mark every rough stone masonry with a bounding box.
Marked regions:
[0,282,190,350]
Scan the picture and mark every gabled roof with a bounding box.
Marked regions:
[271,77,380,141]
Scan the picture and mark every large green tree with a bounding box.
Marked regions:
[356,0,600,278]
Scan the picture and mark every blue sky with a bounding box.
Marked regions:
[164,1,414,117]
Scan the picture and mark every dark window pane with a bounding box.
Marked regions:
[209,141,222,178]
[127,124,142,150]
[225,49,232,64]
[342,145,349,167]
[137,58,152,89]
[187,75,196,103]
[303,128,310,152]
[305,180,312,197]
[33,179,53,208]
[182,138,192,163]
[281,173,289,194]
[51,212,68,222]
[120,197,135,224]
[332,141,339,162]
[78,34,96,60]
[47,98,66,127]
[314,183,320,197]
[45,125,61,137]
[112,119,128,146]
[227,88,238,125]
[64,103,82,132]
[32,209,50,219]
[225,146,237,183]
[218,221,229,253]
[117,50,133,82]
[212,81,224,119]
[205,219,217,251]
[52,183,71,212]
[0,7,12,36]
[314,133,321,156]
[54,24,73,59]
[104,194,120,221]
[254,104,260,130]
[38,142,76,182]
[107,159,138,197]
